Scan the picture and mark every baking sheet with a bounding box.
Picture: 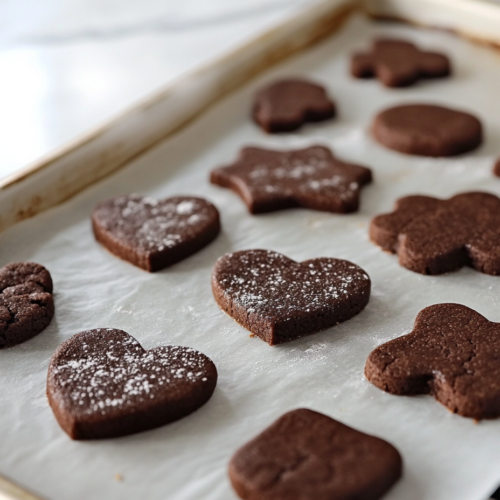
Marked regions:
[1,14,500,500]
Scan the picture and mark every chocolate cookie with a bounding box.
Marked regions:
[494,159,500,177]
[0,262,54,349]
[370,191,500,275]
[92,195,220,272]
[47,328,217,439]
[210,146,372,214]
[372,104,482,156]
[252,79,335,133]
[351,39,450,87]
[366,303,500,420]
[212,249,371,345]
[229,408,402,500]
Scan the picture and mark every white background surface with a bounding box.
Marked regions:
[1,13,500,500]
[0,0,316,177]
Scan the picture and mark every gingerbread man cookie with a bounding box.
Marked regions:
[351,39,450,87]
[366,303,500,420]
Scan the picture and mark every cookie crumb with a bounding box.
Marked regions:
[115,474,123,482]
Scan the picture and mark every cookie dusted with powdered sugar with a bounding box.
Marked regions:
[92,195,220,272]
[47,328,217,439]
[212,249,371,345]
[229,408,402,500]
[210,146,372,214]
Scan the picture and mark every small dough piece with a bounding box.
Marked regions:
[47,328,218,439]
[92,195,220,272]
[252,79,335,133]
[212,249,371,345]
[229,408,402,500]
[0,262,54,349]
[210,145,372,214]
[366,303,500,420]
[351,38,451,87]
[372,104,482,157]
[370,191,500,275]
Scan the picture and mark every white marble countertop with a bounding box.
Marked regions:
[0,0,316,178]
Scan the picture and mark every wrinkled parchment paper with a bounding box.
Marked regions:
[1,15,500,500]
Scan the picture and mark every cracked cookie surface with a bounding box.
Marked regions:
[47,328,218,439]
[210,146,372,214]
[365,303,500,420]
[0,262,54,348]
[229,408,402,500]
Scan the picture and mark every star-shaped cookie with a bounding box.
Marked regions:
[366,303,500,420]
[351,39,451,87]
[370,192,500,275]
[210,146,372,214]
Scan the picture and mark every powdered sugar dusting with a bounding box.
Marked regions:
[95,195,213,252]
[225,146,366,202]
[51,329,212,416]
[215,249,370,317]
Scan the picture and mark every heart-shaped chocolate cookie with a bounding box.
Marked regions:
[0,262,54,349]
[212,250,371,345]
[47,328,217,439]
[92,195,220,272]
[229,409,402,500]
[366,303,500,420]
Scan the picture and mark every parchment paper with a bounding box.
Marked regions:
[1,15,500,500]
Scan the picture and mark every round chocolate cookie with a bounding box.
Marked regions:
[252,79,335,133]
[229,408,402,500]
[47,328,218,439]
[366,303,500,420]
[0,262,54,348]
[212,249,371,345]
[372,104,482,157]
[92,195,220,272]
